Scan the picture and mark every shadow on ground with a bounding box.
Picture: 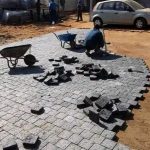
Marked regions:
[90,52,122,60]
[8,65,45,75]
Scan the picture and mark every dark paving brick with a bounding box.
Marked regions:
[2,138,18,150]
[23,134,39,149]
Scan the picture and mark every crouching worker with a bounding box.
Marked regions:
[84,23,105,56]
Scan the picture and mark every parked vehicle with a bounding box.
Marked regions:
[92,0,150,29]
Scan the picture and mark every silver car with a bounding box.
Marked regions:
[92,0,150,29]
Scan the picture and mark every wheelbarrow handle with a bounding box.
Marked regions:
[53,32,59,40]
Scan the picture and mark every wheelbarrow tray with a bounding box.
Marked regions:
[57,33,77,42]
[54,32,77,48]
[0,44,31,58]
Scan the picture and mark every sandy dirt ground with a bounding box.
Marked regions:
[0,13,150,150]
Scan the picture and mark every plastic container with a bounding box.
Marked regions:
[2,10,30,24]
[0,0,37,10]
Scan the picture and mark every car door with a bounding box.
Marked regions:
[113,1,135,25]
[100,1,117,24]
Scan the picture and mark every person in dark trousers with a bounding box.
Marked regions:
[36,0,41,21]
[49,0,58,24]
[84,23,105,56]
[77,0,83,21]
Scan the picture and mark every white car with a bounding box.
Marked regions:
[92,0,150,29]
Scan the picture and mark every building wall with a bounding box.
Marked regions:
[42,0,76,11]
[42,0,88,11]
[136,0,150,7]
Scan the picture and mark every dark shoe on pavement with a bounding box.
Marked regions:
[85,50,91,57]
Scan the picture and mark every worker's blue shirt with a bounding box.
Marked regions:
[84,29,104,50]
[49,2,58,11]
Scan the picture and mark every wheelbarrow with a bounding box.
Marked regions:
[0,44,38,69]
[53,31,77,49]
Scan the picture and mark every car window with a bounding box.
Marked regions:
[128,1,144,10]
[97,3,102,10]
[101,2,115,10]
[115,2,133,11]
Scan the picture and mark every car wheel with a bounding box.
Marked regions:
[135,18,147,29]
[93,18,103,27]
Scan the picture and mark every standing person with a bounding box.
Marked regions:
[84,23,105,56]
[36,0,41,21]
[77,0,83,21]
[49,0,58,24]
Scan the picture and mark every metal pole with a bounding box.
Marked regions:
[89,0,93,21]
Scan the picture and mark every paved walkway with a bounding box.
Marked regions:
[0,29,149,150]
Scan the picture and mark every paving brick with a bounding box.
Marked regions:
[53,119,65,127]
[90,126,104,135]
[89,144,106,150]
[101,130,116,140]
[83,96,93,106]
[74,112,85,120]
[99,109,112,121]
[101,139,117,149]
[79,139,93,150]
[66,143,81,150]
[61,122,75,130]
[80,122,94,131]
[59,130,73,140]
[47,135,61,145]
[69,133,83,144]
[56,139,71,150]
[90,134,105,145]
[43,143,57,150]
[80,130,94,139]
[113,143,130,150]
[71,126,84,134]
[95,96,110,109]
[64,116,75,123]
[56,112,67,119]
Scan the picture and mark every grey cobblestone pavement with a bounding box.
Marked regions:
[0,29,149,150]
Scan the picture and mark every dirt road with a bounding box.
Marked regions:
[0,13,150,150]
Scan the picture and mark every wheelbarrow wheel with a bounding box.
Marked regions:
[24,54,36,67]
[70,41,76,49]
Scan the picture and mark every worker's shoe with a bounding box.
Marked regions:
[85,51,91,57]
